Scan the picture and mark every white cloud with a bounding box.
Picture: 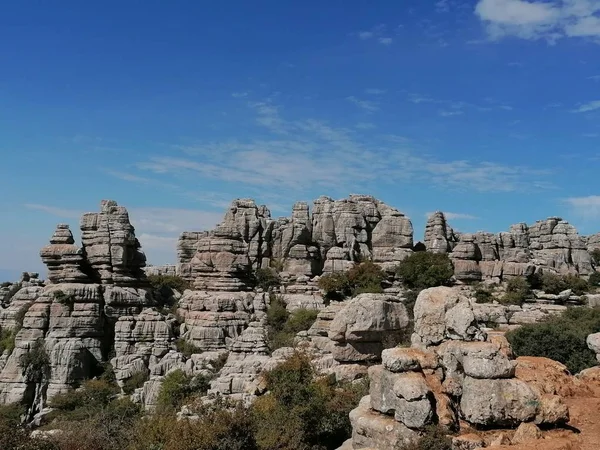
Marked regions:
[346,96,380,113]
[475,0,600,42]
[356,25,393,44]
[439,110,464,117]
[426,212,479,220]
[25,204,81,219]
[365,88,386,95]
[378,37,393,45]
[565,195,600,219]
[136,99,553,194]
[572,100,600,112]
[231,92,249,98]
[358,31,374,40]
[588,75,600,80]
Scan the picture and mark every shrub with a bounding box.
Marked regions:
[176,338,203,358]
[396,252,454,290]
[156,369,211,412]
[122,370,149,395]
[254,268,281,291]
[130,400,257,450]
[346,261,385,295]
[53,290,76,311]
[474,285,494,304]
[506,307,600,374]
[266,296,318,351]
[591,249,600,265]
[0,328,16,355]
[19,339,50,383]
[590,271,600,287]
[318,261,386,300]
[403,426,452,450]
[539,273,589,296]
[318,272,351,300]
[147,274,191,293]
[499,276,531,305]
[252,352,368,450]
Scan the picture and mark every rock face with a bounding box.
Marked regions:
[426,213,596,282]
[587,333,600,363]
[177,195,414,285]
[343,287,569,449]
[0,201,154,418]
[424,212,459,254]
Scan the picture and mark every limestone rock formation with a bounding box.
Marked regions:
[424,212,459,254]
[0,201,155,417]
[343,286,569,449]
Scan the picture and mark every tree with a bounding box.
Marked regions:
[396,252,454,290]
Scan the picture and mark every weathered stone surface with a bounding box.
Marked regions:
[460,377,539,426]
[587,332,600,361]
[437,341,516,380]
[328,294,410,362]
[80,200,148,285]
[381,347,439,373]
[511,422,542,444]
[412,287,485,348]
[349,395,419,449]
[424,212,458,254]
[40,225,89,284]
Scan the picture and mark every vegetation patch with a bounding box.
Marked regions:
[254,268,281,291]
[404,426,453,450]
[590,271,600,288]
[147,274,191,293]
[175,338,204,359]
[53,290,76,312]
[499,276,531,305]
[266,295,318,351]
[532,272,589,296]
[318,261,386,300]
[506,307,600,374]
[396,252,454,290]
[19,339,51,383]
[156,369,211,412]
[122,370,149,395]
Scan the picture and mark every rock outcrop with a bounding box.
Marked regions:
[426,213,596,282]
[343,287,569,449]
[0,201,154,418]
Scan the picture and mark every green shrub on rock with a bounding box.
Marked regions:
[506,307,600,374]
[254,268,281,291]
[156,369,210,412]
[122,370,149,395]
[537,273,589,296]
[590,271,600,287]
[318,261,385,299]
[499,276,531,305]
[266,295,318,351]
[147,275,191,293]
[395,252,453,290]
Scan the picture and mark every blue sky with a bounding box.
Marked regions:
[2,0,600,281]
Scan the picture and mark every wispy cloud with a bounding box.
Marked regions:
[475,0,600,43]
[346,96,380,113]
[25,204,81,219]
[355,122,376,130]
[356,24,393,44]
[439,110,464,117]
[231,91,249,98]
[572,100,600,113]
[426,211,479,220]
[588,75,600,81]
[135,99,553,195]
[365,88,386,95]
[565,195,600,219]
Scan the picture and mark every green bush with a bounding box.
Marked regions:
[122,370,149,395]
[252,352,368,450]
[499,276,531,305]
[266,296,318,351]
[0,328,16,355]
[254,268,281,291]
[591,249,600,265]
[176,338,203,358]
[473,285,494,304]
[19,339,50,383]
[346,261,385,295]
[318,272,351,300]
[147,274,191,293]
[396,252,453,290]
[318,261,386,299]
[506,307,600,374]
[156,369,211,412]
[404,426,452,450]
[538,273,589,296]
[590,271,600,287]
